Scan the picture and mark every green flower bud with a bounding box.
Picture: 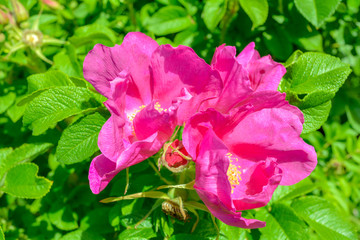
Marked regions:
[11,0,28,22]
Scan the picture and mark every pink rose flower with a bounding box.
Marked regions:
[83,32,222,194]
[208,42,286,113]
[182,91,317,228]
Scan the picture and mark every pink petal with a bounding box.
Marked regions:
[247,55,286,91]
[183,109,227,159]
[83,32,158,100]
[151,44,223,123]
[89,154,118,194]
[194,130,265,228]
[236,42,260,66]
[133,101,175,141]
[232,158,282,211]
[224,95,316,185]
[211,45,252,112]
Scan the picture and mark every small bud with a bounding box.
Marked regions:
[0,7,9,25]
[160,140,191,173]
[11,0,28,22]
[42,0,63,10]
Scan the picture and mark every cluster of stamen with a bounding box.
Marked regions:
[126,105,145,122]
[154,102,167,113]
[226,153,242,193]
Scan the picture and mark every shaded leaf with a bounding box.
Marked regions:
[239,0,269,29]
[202,0,227,31]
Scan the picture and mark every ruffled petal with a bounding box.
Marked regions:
[232,158,282,211]
[211,45,252,112]
[151,44,223,123]
[133,101,175,141]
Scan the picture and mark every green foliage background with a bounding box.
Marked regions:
[0,0,360,239]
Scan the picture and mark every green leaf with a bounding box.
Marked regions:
[202,0,227,31]
[1,163,52,199]
[219,221,247,239]
[56,112,106,164]
[0,226,4,240]
[291,196,357,240]
[256,203,309,240]
[270,178,317,203]
[294,0,341,28]
[148,6,194,35]
[60,229,105,240]
[0,92,16,114]
[18,71,73,106]
[48,202,79,231]
[283,52,351,133]
[0,143,53,180]
[117,228,157,240]
[239,0,269,29]
[52,45,83,78]
[23,86,102,135]
[302,100,332,134]
[69,24,117,46]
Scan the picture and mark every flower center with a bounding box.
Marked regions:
[226,153,242,193]
[154,102,167,113]
[22,30,43,47]
[126,105,146,122]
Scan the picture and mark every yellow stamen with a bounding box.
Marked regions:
[226,153,242,194]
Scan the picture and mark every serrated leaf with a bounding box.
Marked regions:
[48,202,79,231]
[69,24,117,47]
[239,0,269,29]
[294,0,341,28]
[283,52,351,133]
[148,6,193,35]
[257,203,309,240]
[302,100,332,134]
[1,163,52,199]
[0,143,53,180]
[18,71,73,106]
[56,112,106,164]
[23,86,102,135]
[291,196,357,240]
[202,0,227,31]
